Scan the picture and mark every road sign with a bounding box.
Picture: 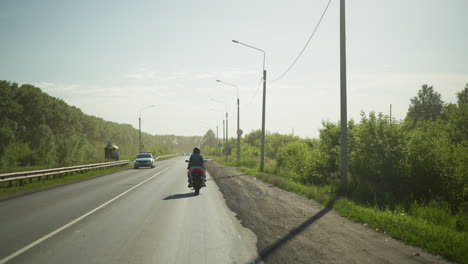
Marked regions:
[237,129,243,136]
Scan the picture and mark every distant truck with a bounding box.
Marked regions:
[104,141,120,161]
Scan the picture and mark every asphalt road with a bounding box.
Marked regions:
[0,157,257,264]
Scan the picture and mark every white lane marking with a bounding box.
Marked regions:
[0,167,171,264]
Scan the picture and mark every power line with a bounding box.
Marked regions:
[270,0,333,83]
[248,76,264,105]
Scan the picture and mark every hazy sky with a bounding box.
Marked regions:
[1,0,467,138]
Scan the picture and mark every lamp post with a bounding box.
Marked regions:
[209,108,223,156]
[232,39,266,172]
[223,120,225,154]
[138,105,155,152]
[216,79,241,161]
[210,98,228,160]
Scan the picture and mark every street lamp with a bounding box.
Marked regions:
[138,104,155,152]
[232,39,267,172]
[210,98,228,160]
[216,79,241,161]
[209,108,224,156]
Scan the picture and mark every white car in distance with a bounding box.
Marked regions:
[133,152,155,169]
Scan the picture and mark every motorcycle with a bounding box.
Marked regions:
[185,160,206,195]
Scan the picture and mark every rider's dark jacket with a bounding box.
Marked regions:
[188,153,204,167]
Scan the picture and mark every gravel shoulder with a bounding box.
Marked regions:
[205,161,452,264]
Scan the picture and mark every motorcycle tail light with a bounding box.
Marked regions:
[192,169,203,177]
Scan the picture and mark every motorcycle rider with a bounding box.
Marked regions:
[187,147,206,187]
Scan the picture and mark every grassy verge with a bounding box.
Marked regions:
[0,163,132,198]
[210,155,467,264]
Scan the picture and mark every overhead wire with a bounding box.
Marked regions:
[270,0,333,83]
[247,76,264,105]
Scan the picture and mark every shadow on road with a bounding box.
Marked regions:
[163,192,195,200]
[251,198,337,264]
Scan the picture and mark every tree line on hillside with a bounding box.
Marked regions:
[0,81,201,170]
[202,84,468,213]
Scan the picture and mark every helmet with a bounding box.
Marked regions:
[193,147,201,154]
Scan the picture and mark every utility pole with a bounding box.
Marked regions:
[340,0,348,194]
[260,69,267,172]
[138,105,154,153]
[390,104,392,123]
[139,117,142,152]
[226,112,229,161]
[210,99,227,158]
[237,97,240,161]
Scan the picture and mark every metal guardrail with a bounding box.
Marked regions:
[0,160,131,187]
[0,154,181,187]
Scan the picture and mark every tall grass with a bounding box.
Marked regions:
[335,199,468,263]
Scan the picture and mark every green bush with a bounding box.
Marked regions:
[348,112,406,205]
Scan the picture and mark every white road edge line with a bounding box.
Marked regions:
[0,167,171,264]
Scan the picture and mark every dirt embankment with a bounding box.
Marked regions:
[205,161,452,264]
